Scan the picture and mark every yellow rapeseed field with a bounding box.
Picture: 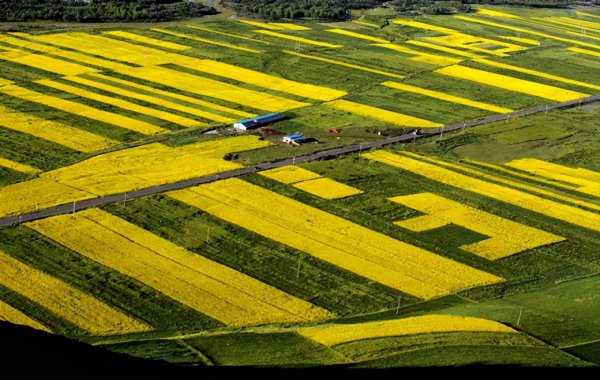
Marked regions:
[239,20,285,30]
[476,8,523,19]
[0,34,133,71]
[0,249,151,335]
[0,300,50,333]
[88,73,254,119]
[499,36,540,46]
[364,151,600,232]
[0,157,40,175]
[270,23,311,31]
[103,30,191,50]
[28,32,179,66]
[392,19,459,34]
[120,65,310,112]
[169,178,503,300]
[424,34,527,55]
[259,165,322,184]
[186,25,270,45]
[505,158,600,197]
[326,99,442,128]
[297,315,516,346]
[29,209,333,327]
[435,65,589,102]
[374,43,462,66]
[0,48,99,76]
[426,155,600,211]
[293,178,364,199]
[577,11,600,20]
[454,16,600,50]
[283,50,404,79]
[175,59,347,101]
[255,30,343,48]
[390,192,565,260]
[351,20,380,28]
[36,79,204,128]
[64,76,234,124]
[473,58,600,91]
[393,215,450,232]
[406,40,483,58]
[152,28,262,53]
[0,84,166,135]
[569,47,600,58]
[326,28,388,43]
[0,136,271,217]
[383,81,512,113]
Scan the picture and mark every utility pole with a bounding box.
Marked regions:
[206,227,210,244]
[18,215,21,231]
[517,307,523,325]
[359,144,363,155]
[545,105,549,115]
[72,201,76,217]
[296,256,303,279]
[395,295,402,315]
[292,156,296,165]
[439,126,444,142]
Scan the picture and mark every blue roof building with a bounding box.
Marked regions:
[282,133,306,144]
[233,112,285,130]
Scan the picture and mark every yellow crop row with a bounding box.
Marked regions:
[0,300,50,333]
[152,28,262,54]
[120,65,310,112]
[239,20,285,30]
[0,48,99,76]
[499,36,540,46]
[293,178,364,199]
[0,34,133,71]
[569,47,600,58]
[255,30,342,48]
[374,43,462,66]
[577,11,600,20]
[406,40,483,58]
[260,165,321,184]
[551,17,600,31]
[505,158,600,197]
[326,99,442,128]
[88,73,253,119]
[352,20,380,28]
[435,65,589,102]
[0,249,150,335]
[283,50,404,79]
[169,178,503,300]
[473,58,600,91]
[476,8,523,19]
[392,19,459,34]
[298,315,516,346]
[394,215,449,232]
[0,84,166,135]
[0,157,40,175]
[270,23,311,31]
[454,16,600,50]
[0,136,270,217]
[424,34,527,55]
[326,28,388,43]
[260,165,363,199]
[36,79,203,128]
[64,76,233,124]
[364,151,600,232]
[383,81,512,113]
[534,18,600,35]
[28,32,179,66]
[186,25,270,45]
[417,154,600,212]
[176,59,347,101]
[0,78,12,86]
[29,209,332,327]
[103,30,190,51]
[390,192,565,260]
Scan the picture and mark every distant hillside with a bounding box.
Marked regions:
[0,0,217,22]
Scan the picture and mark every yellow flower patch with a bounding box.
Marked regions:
[0,48,99,76]
[152,28,262,53]
[326,99,442,128]
[390,192,565,260]
[169,178,503,300]
[260,165,321,184]
[255,30,342,48]
[185,25,270,45]
[0,249,151,335]
[435,65,589,102]
[293,178,364,199]
[298,315,516,346]
[326,28,388,43]
[29,209,333,327]
[364,150,600,233]
[0,157,41,175]
[104,30,191,50]
[0,300,50,333]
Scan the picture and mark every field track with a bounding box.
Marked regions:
[0,94,598,228]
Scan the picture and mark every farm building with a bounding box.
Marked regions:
[233,112,285,130]
[282,133,307,145]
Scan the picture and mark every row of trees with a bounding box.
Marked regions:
[0,0,217,22]
[390,1,473,15]
[221,0,386,21]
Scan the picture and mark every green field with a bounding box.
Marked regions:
[0,4,599,367]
